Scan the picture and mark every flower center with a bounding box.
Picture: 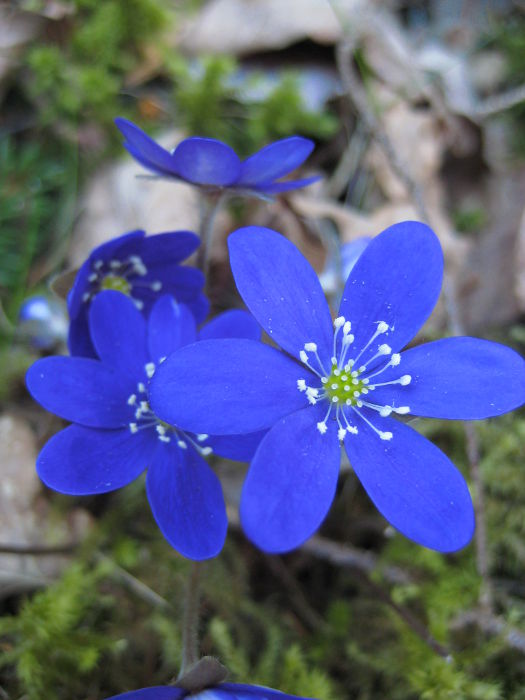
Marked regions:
[297,317,412,442]
[100,274,131,295]
[127,363,212,456]
[82,255,163,311]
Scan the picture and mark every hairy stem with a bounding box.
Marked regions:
[178,561,203,678]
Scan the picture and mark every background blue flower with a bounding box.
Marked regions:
[26,291,263,560]
[150,222,525,555]
[115,118,320,195]
[107,681,317,699]
[68,229,209,357]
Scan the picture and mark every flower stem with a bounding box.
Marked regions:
[178,560,203,678]
[196,191,227,282]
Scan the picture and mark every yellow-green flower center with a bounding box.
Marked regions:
[324,363,368,405]
[100,274,131,295]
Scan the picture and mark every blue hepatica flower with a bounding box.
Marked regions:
[26,291,263,560]
[68,229,209,357]
[115,118,320,195]
[149,221,525,555]
[106,682,317,700]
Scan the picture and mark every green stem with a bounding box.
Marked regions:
[178,561,203,678]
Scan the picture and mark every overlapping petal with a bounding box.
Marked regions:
[370,337,525,420]
[212,685,317,700]
[228,227,333,364]
[115,118,178,176]
[199,309,261,342]
[338,221,443,366]
[148,296,197,363]
[107,688,184,700]
[150,339,310,435]
[171,137,241,186]
[26,357,134,428]
[134,230,200,266]
[207,430,267,462]
[237,136,314,185]
[37,425,152,495]
[240,406,340,553]
[146,443,227,560]
[89,292,149,376]
[252,176,321,194]
[344,415,474,552]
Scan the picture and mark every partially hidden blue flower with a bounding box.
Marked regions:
[107,682,317,700]
[68,229,209,358]
[26,291,263,560]
[149,221,525,555]
[115,118,320,195]
[18,295,68,349]
[341,237,371,280]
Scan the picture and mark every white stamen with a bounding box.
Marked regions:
[127,394,137,405]
[379,431,393,441]
[394,406,410,414]
[334,317,345,328]
[197,434,209,441]
[88,273,98,283]
[145,362,155,378]
[159,435,171,443]
[82,293,91,302]
[200,447,212,456]
[151,281,162,292]
[177,440,187,449]
[297,379,307,392]
[304,342,317,352]
[94,260,104,270]
[378,344,391,355]
[400,374,411,385]
[300,350,308,363]
[377,321,389,334]
[134,299,144,310]
[129,423,138,433]
[156,425,166,435]
[332,396,339,403]
[343,320,352,335]
[317,421,327,434]
[138,382,146,393]
[390,353,401,366]
[338,427,347,441]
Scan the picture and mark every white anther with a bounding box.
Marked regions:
[135,408,143,419]
[400,375,412,385]
[156,425,166,435]
[317,421,328,434]
[201,447,212,456]
[304,342,317,352]
[390,354,401,366]
[138,382,146,393]
[129,255,142,265]
[159,435,171,443]
[379,431,393,441]
[343,321,352,335]
[331,356,337,365]
[145,362,155,378]
[338,428,347,441]
[127,394,137,405]
[140,401,149,412]
[82,292,91,302]
[379,406,392,417]
[94,260,104,270]
[300,350,308,363]
[129,423,138,433]
[297,379,307,392]
[306,387,319,398]
[134,299,144,310]
[88,273,98,283]
[377,321,389,334]
[342,333,354,346]
[151,281,162,292]
[334,316,345,328]
[394,406,410,414]
[378,344,391,355]
[177,440,187,449]
[197,434,209,441]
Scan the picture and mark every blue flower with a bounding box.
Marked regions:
[26,291,263,560]
[149,221,525,554]
[115,118,320,195]
[18,295,68,349]
[341,237,371,280]
[68,229,209,357]
[106,682,317,700]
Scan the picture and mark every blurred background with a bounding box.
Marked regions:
[2,0,525,698]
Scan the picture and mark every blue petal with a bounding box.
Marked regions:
[186,293,210,324]
[370,337,525,419]
[228,227,333,365]
[199,310,261,342]
[150,339,311,435]
[134,230,201,267]
[207,430,267,462]
[148,296,197,363]
[146,442,227,560]
[68,306,96,358]
[341,237,371,280]
[26,357,134,428]
[218,684,317,700]
[338,221,443,365]
[89,291,149,376]
[106,687,185,700]
[115,118,178,176]
[344,415,475,552]
[37,425,152,495]
[237,136,314,185]
[140,265,205,303]
[240,405,340,553]
[252,175,321,194]
[171,137,241,186]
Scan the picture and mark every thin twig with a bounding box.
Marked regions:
[0,542,78,556]
[451,610,525,655]
[98,554,173,611]
[474,84,525,118]
[334,33,493,611]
